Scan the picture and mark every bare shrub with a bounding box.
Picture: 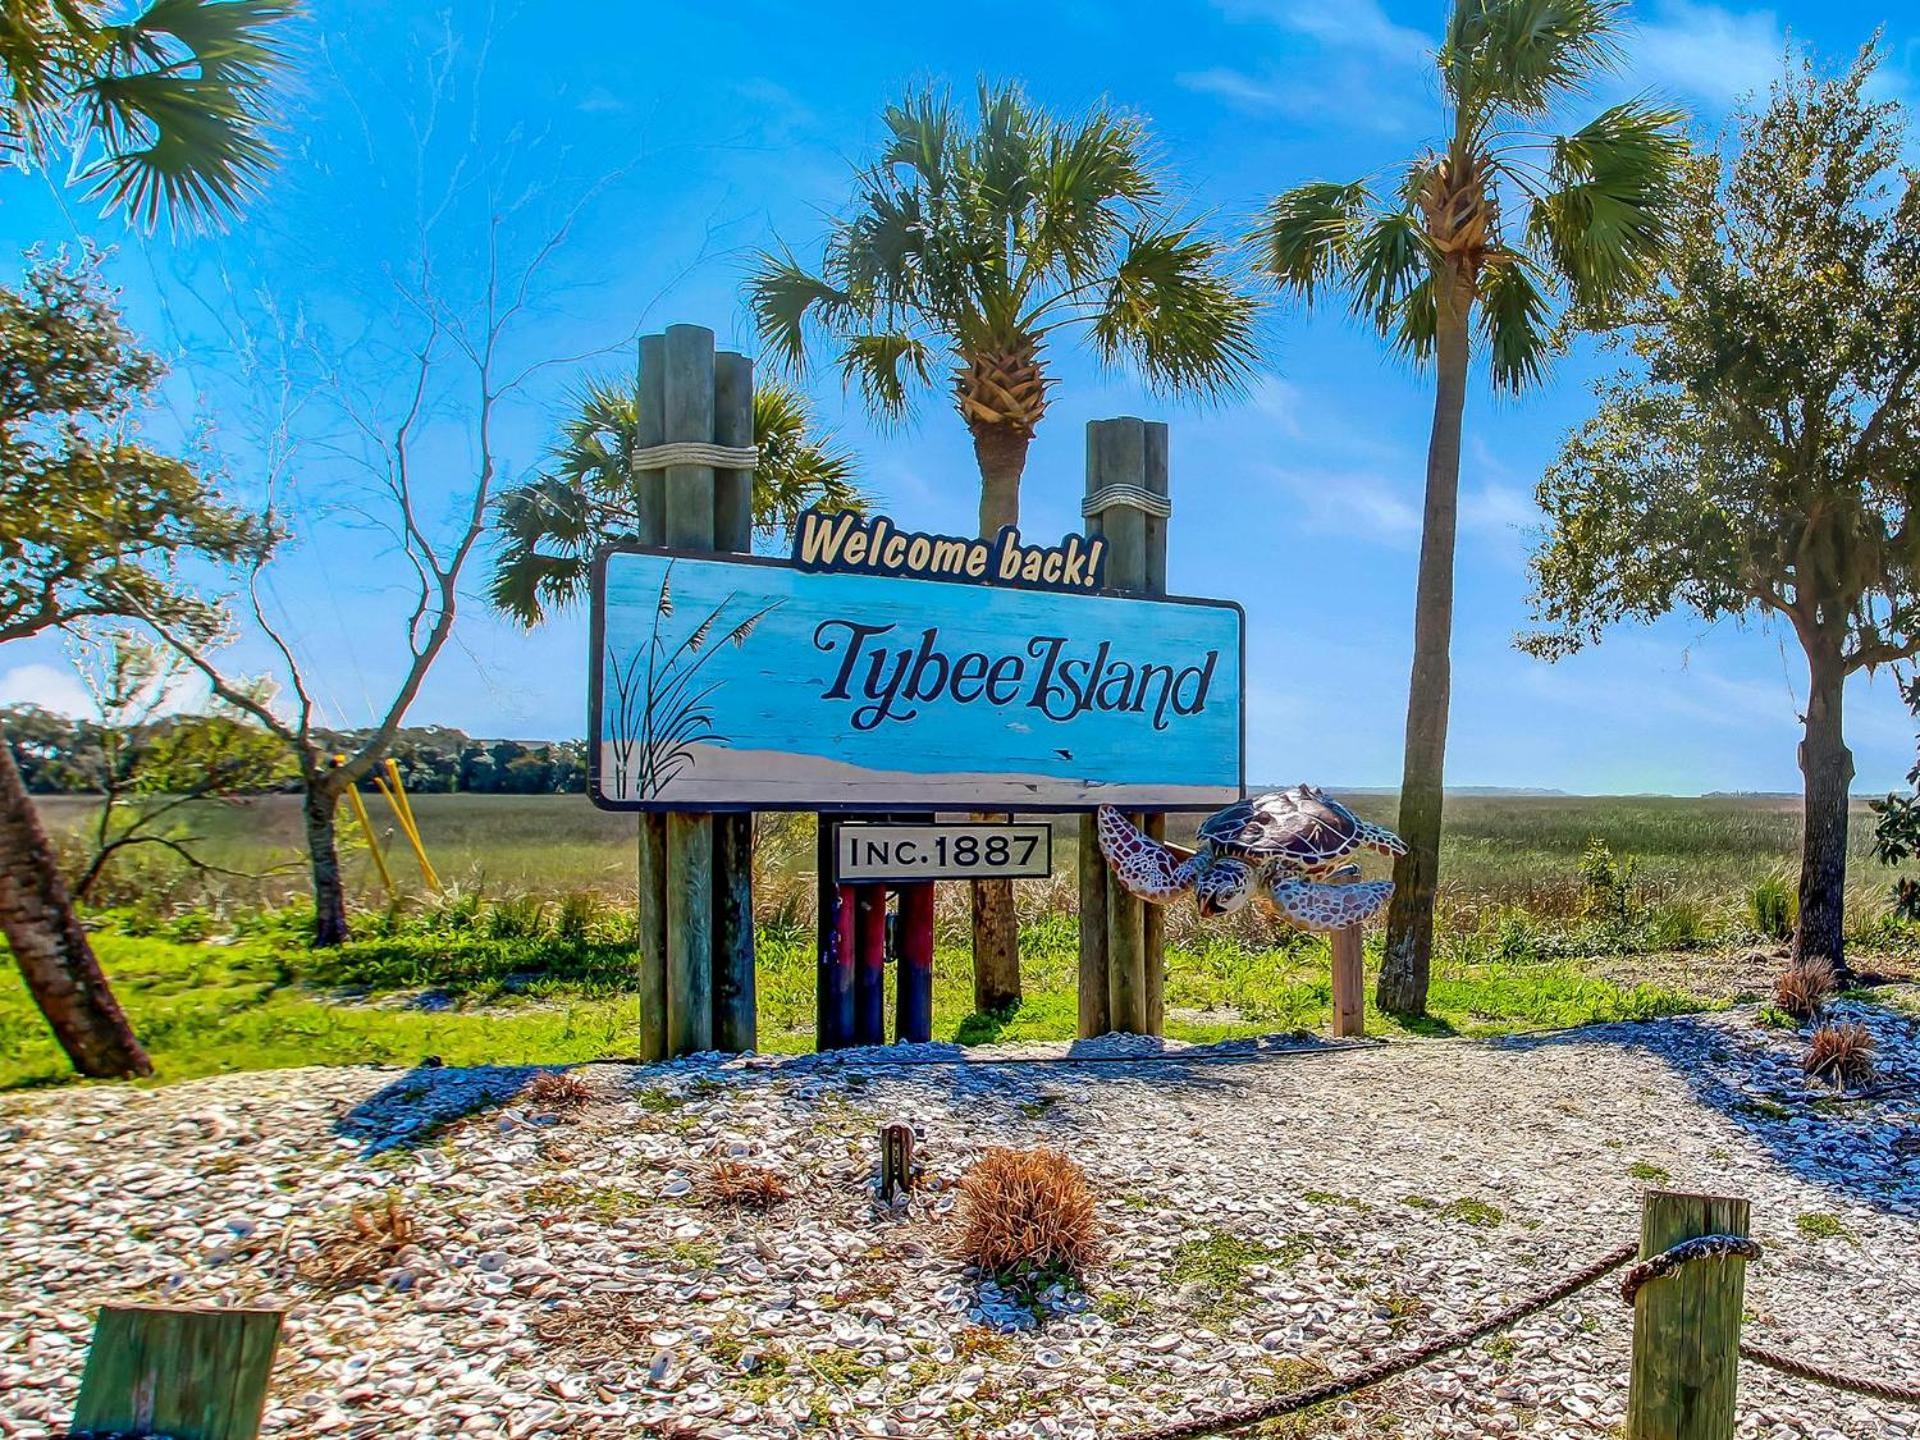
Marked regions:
[955,1146,1101,1276]
[699,1159,791,1211]
[526,1070,594,1111]
[1774,959,1837,1022]
[1804,1023,1877,1088]
[299,1193,417,1291]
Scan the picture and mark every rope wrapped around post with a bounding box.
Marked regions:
[1618,1234,1763,1304]
[629,441,758,472]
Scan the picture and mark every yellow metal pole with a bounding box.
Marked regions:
[377,758,442,893]
[338,762,395,901]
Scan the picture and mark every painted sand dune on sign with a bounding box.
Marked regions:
[596,741,1238,811]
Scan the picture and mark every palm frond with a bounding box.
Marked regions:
[1347,210,1433,337]
[77,0,296,231]
[1254,180,1375,305]
[1477,253,1554,391]
[1442,0,1626,120]
[748,254,856,373]
[1090,220,1260,396]
[1524,99,1691,310]
[839,331,933,422]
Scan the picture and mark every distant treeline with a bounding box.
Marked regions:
[2,706,587,796]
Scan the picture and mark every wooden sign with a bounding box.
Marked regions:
[880,1122,915,1201]
[589,537,1244,812]
[836,822,1053,883]
[794,510,1105,593]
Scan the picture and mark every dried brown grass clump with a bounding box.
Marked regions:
[1774,959,1837,1021]
[299,1193,417,1291]
[1804,1022,1877,1088]
[527,1070,595,1111]
[699,1159,792,1210]
[955,1146,1102,1276]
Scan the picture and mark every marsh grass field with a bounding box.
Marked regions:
[4,791,1916,1090]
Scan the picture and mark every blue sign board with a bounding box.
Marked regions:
[590,545,1244,811]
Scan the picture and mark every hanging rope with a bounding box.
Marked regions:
[1739,1342,1920,1406]
[1121,1239,1640,1440]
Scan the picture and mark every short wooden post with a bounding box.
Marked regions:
[1627,1190,1750,1440]
[896,882,935,1043]
[853,884,887,1045]
[1330,926,1365,1038]
[632,334,669,1062]
[71,1305,282,1440]
[880,1122,915,1202]
[710,349,757,1055]
[1080,418,1170,1037]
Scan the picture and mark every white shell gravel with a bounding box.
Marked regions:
[1,996,1917,1438]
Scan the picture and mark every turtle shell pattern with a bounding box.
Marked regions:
[1197,784,1372,876]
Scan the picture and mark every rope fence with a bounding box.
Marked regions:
[1122,1194,1918,1440]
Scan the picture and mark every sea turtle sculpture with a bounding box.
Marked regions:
[1097,785,1406,931]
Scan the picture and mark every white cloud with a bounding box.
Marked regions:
[1266,467,1421,543]
[1177,63,1424,134]
[1630,0,1786,109]
[1215,0,1432,67]
[0,662,90,717]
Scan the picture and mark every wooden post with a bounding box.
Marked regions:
[880,1122,915,1202]
[711,350,757,1054]
[827,883,857,1047]
[1106,826,1146,1034]
[854,884,887,1045]
[1077,819,1111,1037]
[662,324,716,1057]
[896,881,934,1043]
[632,333,669,1062]
[71,1305,282,1440]
[1082,418,1170,1037]
[1627,1191,1750,1440]
[1330,926,1365,1038]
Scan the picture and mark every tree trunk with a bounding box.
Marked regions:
[0,734,152,1078]
[1378,278,1470,1017]
[970,420,1030,1012]
[305,779,351,948]
[1794,640,1854,977]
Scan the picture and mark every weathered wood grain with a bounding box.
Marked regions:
[71,1304,282,1440]
[1627,1191,1749,1440]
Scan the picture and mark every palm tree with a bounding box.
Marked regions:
[488,374,865,628]
[1253,0,1687,1016]
[0,0,293,228]
[750,80,1259,1009]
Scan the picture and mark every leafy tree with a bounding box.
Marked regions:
[1254,0,1688,1015]
[751,80,1259,1008]
[65,629,290,900]
[0,0,293,228]
[488,376,864,628]
[0,253,268,1077]
[1524,47,1919,978]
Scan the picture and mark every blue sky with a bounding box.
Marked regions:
[3,0,1917,795]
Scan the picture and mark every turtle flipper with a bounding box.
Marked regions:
[1096,805,1199,905]
[1353,818,1407,859]
[1265,876,1394,932]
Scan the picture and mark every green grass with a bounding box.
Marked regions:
[0,910,1720,1090]
[1794,1211,1855,1243]
[11,789,1916,1090]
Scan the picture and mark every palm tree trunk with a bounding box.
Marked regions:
[0,734,152,1078]
[305,777,351,947]
[1378,279,1470,1017]
[1794,637,1854,978]
[970,420,1030,1012]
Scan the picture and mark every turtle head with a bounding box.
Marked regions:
[1195,855,1256,919]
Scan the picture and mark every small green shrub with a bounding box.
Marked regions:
[1627,1161,1670,1184]
[1578,837,1641,933]
[1794,1211,1854,1242]
[1647,898,1707,950]
[487,893,548,940]
[554,890,603,941]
